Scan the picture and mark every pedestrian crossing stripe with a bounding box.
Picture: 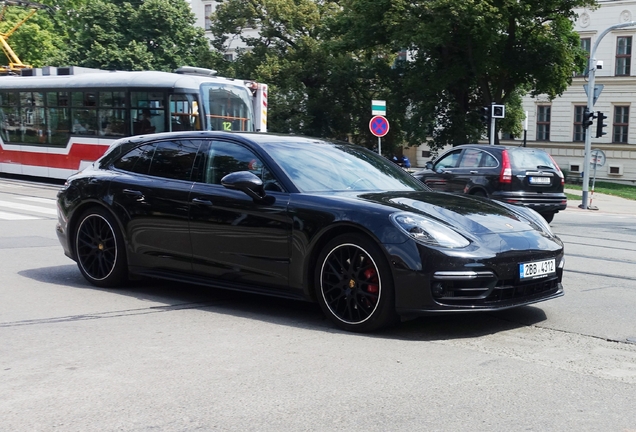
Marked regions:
[0,199,57,215]
[0,210,40,220]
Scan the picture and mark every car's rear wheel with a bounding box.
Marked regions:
[540,212,555,224]
[75,207,127,288]
[471,189,488,198]
[315,234,397,332]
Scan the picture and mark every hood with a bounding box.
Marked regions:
[351,191,543,236]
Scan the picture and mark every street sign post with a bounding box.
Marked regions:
[369,115,389,137]
[371,100,386,116]
[581,21,636,210]
[588,148,606,210]
[369,115,389,155]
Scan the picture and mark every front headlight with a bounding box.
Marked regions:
[390,212,470,248]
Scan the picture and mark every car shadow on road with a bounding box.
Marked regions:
[19,264,549,342]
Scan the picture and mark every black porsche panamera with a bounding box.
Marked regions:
[56,131,565,332]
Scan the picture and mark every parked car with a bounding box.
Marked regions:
[413,144,567,223]
[56,132,564,332]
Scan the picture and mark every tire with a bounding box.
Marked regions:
[471,189,488,198]
[315,234,397,332]
[540,212,555,224]
[74,207,128,288]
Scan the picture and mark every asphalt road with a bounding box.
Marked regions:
[1,177,635,431]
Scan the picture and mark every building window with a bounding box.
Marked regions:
[577,38,591,76]
[573,105,586,142]
[204,4,212,31]
[616,36,632,76]
[536,106,551,141]
[613,106,629,143]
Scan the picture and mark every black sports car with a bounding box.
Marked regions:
[56,132,564,332]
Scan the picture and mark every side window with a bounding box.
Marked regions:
[435,150,461,169]
[481,152,499,168]
[148,140,201,181]
[204,140,283,191]
[112,143,156,175]
[458,149,481,168]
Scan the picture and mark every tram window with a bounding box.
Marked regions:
[71,109,97,135]
[100,91,126,108]
[44,92,71,146]
[0,91,17,106]
[131,91,165,135]
[20,92,46,144]
[99,108,126,137]
[72,92,97,107]
[0,92,19,143]
[169,94,200,131]
[48,108,70,145]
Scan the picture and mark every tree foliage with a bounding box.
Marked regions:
[0,0,598,151]
[59,0,216,71]
[0,0,218,72]
[338,0,596,148]
[210,0,405,151]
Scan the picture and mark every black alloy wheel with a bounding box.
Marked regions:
[315,234,397,332]
[75,207,127,288]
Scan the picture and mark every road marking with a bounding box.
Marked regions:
[16,196,57,205]
[0,210,40,220]
[0,200,57,215]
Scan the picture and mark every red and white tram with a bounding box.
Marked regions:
[0,66,267,180]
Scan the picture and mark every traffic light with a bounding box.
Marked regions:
[583,108,595,129]
[481,106,490,124]
[491,104,505,118]
[595,111,608,138]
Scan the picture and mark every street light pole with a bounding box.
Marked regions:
[582,21,636,209]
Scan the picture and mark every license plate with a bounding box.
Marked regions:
[519,259,556,280]
[529,176,551,185]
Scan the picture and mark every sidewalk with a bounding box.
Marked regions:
[565,188,636,215]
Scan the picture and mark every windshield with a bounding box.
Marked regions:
[264,141,427,193]
[200,83,254,132]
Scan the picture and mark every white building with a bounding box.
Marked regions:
[189,0,259,61]
[518,0,636,183]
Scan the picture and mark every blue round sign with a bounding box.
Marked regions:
[369,115,390,137]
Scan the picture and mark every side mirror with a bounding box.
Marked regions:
[221,171,274,204]
[425,161,433,170]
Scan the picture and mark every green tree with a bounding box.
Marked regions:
[336,0,596,149]
[0,1,63,69]
[60,0,217,71]
[209,0,404,152]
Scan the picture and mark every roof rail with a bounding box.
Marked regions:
[174,66,217,77]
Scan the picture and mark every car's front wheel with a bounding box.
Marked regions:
[75,207,128,288]
[315,234,397,332]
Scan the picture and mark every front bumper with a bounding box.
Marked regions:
[387,233,565,316]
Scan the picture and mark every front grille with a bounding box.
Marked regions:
[432,276,560,307]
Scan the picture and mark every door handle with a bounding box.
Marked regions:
[123,189,145,202]
[191,198,213,206]
[469,170,479,174]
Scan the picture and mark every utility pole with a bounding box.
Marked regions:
[581,21,636,209]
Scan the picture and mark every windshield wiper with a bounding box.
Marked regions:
[536,165,554,170]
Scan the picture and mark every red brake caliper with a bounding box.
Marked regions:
[363,267,379,294]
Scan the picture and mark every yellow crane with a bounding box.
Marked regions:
[0,0,52,74]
